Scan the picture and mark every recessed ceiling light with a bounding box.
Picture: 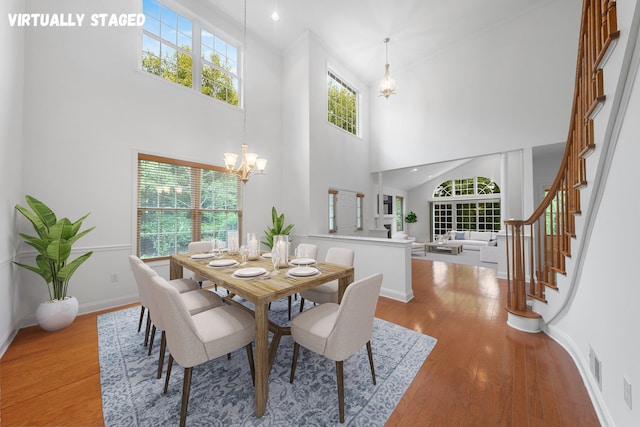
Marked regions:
[271,12,280,21]
[410,168,418,172]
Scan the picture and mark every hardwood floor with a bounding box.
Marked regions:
[0,259,599,426]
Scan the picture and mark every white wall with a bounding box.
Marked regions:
[370,0,580,172]
[281,32,372,237]
[550,1,640,425]
[0,0,25,355]
[15,0,283,325]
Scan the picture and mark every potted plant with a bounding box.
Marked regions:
[405,211,417,224]
[262,206,294,249]
[13,195,95,331]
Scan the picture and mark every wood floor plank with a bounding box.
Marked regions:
[0,261,599,426]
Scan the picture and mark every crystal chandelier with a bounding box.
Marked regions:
[223,0,267,183]
[378,37,397,98]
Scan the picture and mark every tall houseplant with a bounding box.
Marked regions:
[262,206,294,249]
[14,195,95,331]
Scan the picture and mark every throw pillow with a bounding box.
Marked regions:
[488,239,498,246]
[455,231,465,240]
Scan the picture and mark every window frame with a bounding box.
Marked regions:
[396,196,404,231]
[136,152,242,261]
[327,69,360,136]
[141,0,242,107]
[356,193,364,230]
[328,189,338,233]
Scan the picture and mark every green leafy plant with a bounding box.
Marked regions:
[13,195,95,301]
[405,211,418,224]
[262,206,294,249]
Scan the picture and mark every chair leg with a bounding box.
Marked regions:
[144,313,152,347]
[287,296,292,320]
[157,331,166,379]
[179,367,193,427]
[366,341,376,385]
[289,342,300,383]
[148,325,156,356]
[163,354,173,394]
[299,298,305,313]
[138,306,145,332]
[336,360,345,423]
[245,343,255,386]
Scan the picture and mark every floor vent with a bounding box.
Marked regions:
[590,346,602,390]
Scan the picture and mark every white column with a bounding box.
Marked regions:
[377,172,384,229]
[500,153,509,223]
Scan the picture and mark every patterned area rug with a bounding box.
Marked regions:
[98,295,437,426]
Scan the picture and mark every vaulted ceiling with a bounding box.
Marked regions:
[207,0,554,85]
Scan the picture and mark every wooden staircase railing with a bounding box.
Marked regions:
[504,0,619,318]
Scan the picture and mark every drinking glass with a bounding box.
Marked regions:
[239,245,248,265]
[271,247,280,274]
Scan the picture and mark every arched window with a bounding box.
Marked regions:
[431,176,501,236]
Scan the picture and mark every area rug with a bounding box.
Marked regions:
[98,295,437,426]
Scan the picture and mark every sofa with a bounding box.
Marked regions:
[437,230,497,251]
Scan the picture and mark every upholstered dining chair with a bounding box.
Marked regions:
[289,273,383,423]
[130,257,224,379]
[150,275,256,427]
[129,255,201,347]
[285,243,319,319]
[299,247,355,312]
[188,241,213,287]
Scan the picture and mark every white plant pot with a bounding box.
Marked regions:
[35,296,79,332]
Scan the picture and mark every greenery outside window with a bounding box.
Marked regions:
[328,190,338,233]
[327,70,358,135]
[137,153,241,260]
[396,196,404,231]
[142,0,240,107]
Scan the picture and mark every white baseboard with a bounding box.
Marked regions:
[0,328,19,359]
[545,324,614,427]
[380,287,414,303]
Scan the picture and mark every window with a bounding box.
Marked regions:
[431,176,501,236]
[396,196,404,231]
[356,193,364,230]
[142,0,240,106]
[327,70,358,135]
[328,190,338,233]
[137,153,241,260]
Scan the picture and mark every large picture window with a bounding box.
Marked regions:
[142,0,240,106]
[137,153,241,260]
[431,176,501,237]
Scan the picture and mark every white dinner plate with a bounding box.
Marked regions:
[288,267,319,277]
[190,253,216,259]
[234,267,267,278]
[290,258,316,266]
[208,259,238,267]
[260,253,272,258]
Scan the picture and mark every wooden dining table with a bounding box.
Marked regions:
[169,251,355,418]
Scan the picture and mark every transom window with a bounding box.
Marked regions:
[137,153,241,260]
[327,70,358,136]
[142,0,240,106]
[434,177,500,198]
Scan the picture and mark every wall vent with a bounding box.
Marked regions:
[589,346,602,390]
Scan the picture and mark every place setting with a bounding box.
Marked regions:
[207,258,239,269]
[285,266,321,280]
[232,267,270,280]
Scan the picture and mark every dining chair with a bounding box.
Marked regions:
[285,243,319,319]
[150,275,256,427]
[299,247,355,312]
[129,255,201,347]
[188,241,213,287]
[131,258,225,379]
[290,273,383,423]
